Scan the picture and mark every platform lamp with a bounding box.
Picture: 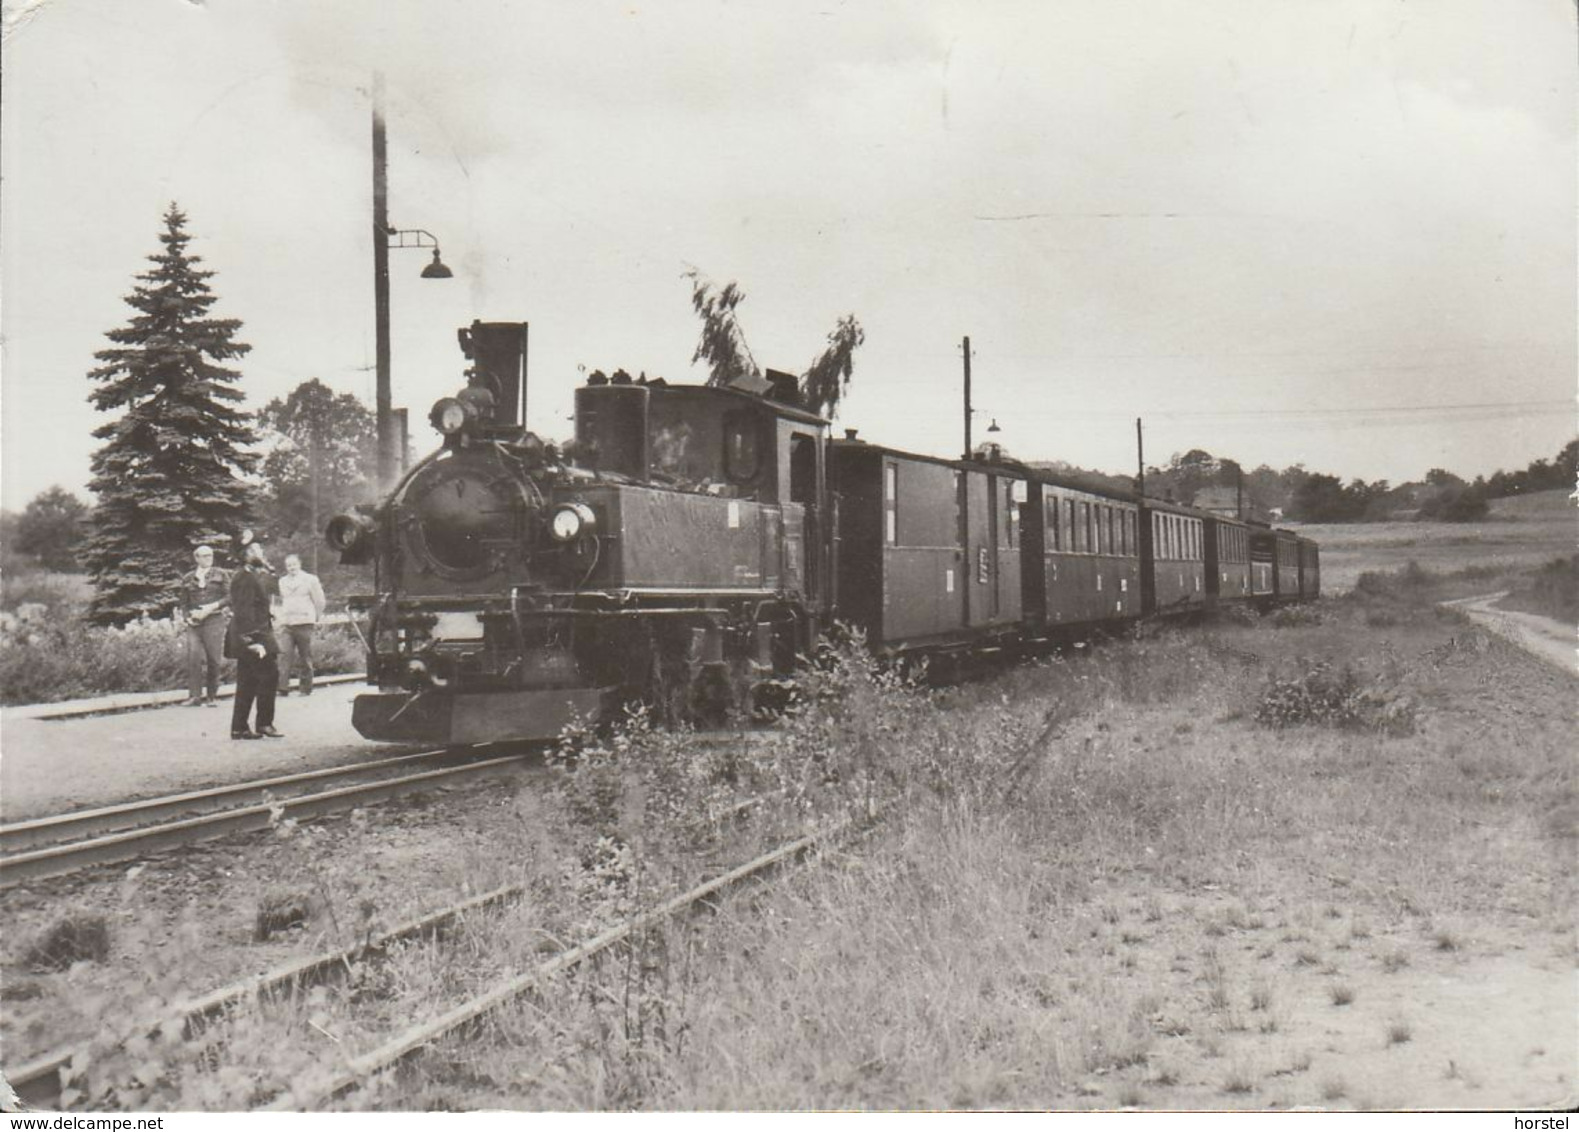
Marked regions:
[372,71,455,491]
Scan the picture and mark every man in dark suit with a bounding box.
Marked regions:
[181,545,230,706]
[226,541,283,740]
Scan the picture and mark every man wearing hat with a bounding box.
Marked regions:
[225,539,283,739]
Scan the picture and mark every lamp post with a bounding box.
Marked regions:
[372,72,453,490]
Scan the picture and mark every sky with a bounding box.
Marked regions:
[2,0,1575,512]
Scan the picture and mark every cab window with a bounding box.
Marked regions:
[723,411,760,482]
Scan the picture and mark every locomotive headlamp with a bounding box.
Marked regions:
[549,502,596,542]
[429,396,471,435]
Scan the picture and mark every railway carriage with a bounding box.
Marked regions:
[1145,501,1208,614]
[1298,537,1322,600]
[828,439,1023,652]
[1204,514,1253,607]
[1248,528,1310,605]
[1021,478,1141,630]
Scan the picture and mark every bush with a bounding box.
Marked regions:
[0,606,366,706]
[26,913,112,972]
[1500,555,1579,625]
[1254,661,1416,736]
[1270,604,1323,628]
[1416,485,1489,522]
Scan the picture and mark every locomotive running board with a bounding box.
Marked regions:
[352,686,619,746]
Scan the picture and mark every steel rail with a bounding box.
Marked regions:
[286,816,859,1109]
[0,746,470,855]
[0,754,533,888]
[5,882,529,1111]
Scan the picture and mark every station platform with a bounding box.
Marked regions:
[0,676,425,823]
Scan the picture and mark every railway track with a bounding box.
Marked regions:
[287,815,859,1109]
[6,811,858,1112]
[0,746,539,888]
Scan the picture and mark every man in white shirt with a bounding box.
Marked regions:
[274,554,327,696]
[180,545,230,706]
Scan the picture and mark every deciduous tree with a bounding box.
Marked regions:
[685,270,865,417]
[14,487,89,572]
[256,379,377,571]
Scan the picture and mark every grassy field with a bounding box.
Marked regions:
[303,570,1566,1112]
[1293,488,1574,594]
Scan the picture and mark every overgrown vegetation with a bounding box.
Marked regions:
[16,562,1574,1111]
[1254,660,1416,736]
[1497,554,1579,625]
[0,587,363,705]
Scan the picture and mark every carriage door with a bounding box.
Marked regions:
[788,432,822,605]
[965,470,996,628]
[986,475,1001,620]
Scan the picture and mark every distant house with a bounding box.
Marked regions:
[1191,486,1270,524]
[1192,486,1240,515]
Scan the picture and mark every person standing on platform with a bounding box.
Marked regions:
[180,545,230,707]
[275,554,326,696]
[226,540,283,740]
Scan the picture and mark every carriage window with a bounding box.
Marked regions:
[1046,497,1059,549]
[884,462,898,545]
[1107,508,1117,556]
[723,412,760,482]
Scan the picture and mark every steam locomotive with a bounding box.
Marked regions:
[328,320,1319,746]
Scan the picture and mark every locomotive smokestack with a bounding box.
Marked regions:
[457,321,529,429]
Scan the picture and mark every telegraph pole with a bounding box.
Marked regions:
[308,422,322,574]
[1137,417,1155,617]
[962,335,972,459]
[372,72,394,491]
[1135,417,1145,499]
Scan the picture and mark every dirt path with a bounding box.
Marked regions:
[1441,593,1576,678]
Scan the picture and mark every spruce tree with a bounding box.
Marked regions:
[82,204,258,625]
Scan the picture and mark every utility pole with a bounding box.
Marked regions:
[962,335,972,459]
[372,72,394,491]
[308,421,322,575]
[1136,417,1155,618]
[1135,417,1145,499]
